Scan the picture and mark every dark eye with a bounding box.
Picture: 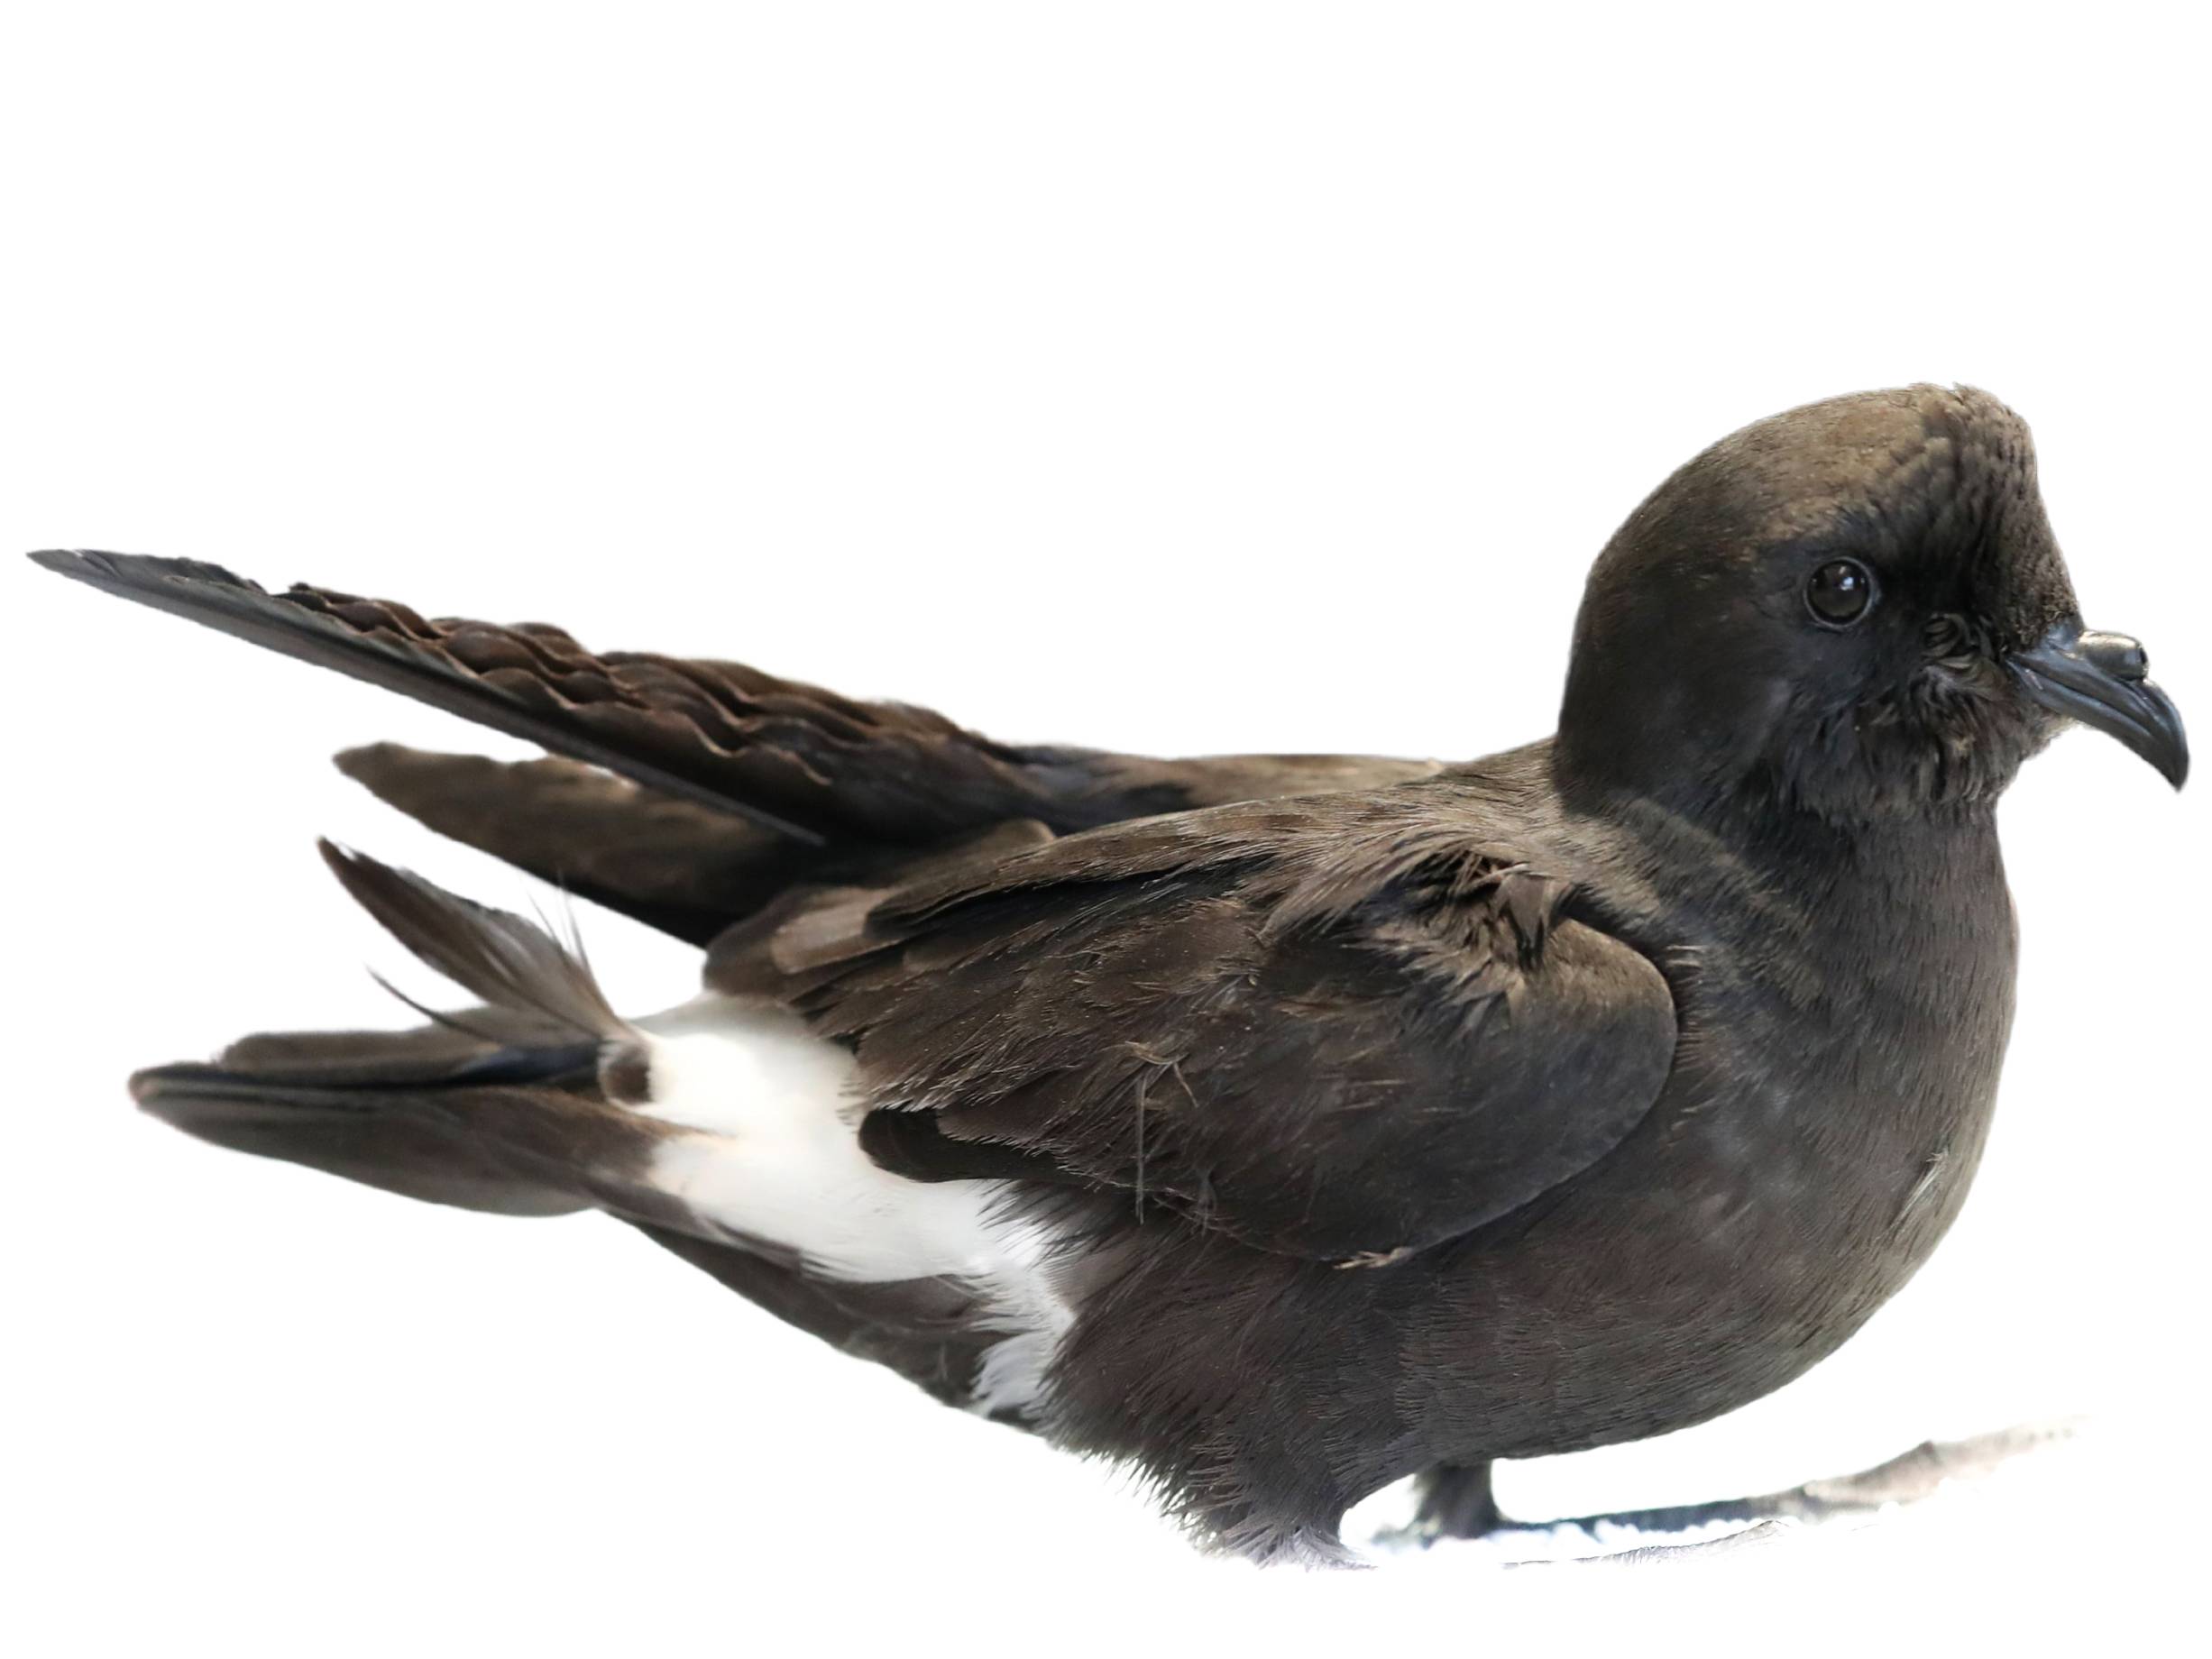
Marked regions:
[1805,558,1877,627]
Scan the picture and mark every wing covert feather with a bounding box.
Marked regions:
[721,790,1679,1260]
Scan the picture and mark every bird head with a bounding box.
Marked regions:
[1556,384,2188,823]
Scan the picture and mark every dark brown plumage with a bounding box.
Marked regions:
[32,384,2188,1563]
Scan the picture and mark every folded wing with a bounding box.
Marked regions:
[35,549,1440,939]
[720,788,1680,1261]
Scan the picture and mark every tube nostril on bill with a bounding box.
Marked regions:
[2079,631,2150,682]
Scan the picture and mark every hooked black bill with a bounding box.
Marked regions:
[2010,619,2189,789]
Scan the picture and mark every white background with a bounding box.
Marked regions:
[5,4,2205,1652]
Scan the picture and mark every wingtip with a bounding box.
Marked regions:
[25,547,263,593]
[332,742,407,786]
[28,547,102,578]
[128,1061,208,1109]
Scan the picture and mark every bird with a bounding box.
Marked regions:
[32,384,2188,1565]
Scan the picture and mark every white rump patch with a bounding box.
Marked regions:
[629,997,1071,1416]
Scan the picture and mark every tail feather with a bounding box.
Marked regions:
[317,840,629,1043]
[116,836,1062,1418]
[129,848,649,1217]
[131,1056,594,1217]
[213,1004,582,1079]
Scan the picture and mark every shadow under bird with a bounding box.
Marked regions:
[33,385,2187,1563]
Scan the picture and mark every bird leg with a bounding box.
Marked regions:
[1378,1418,2079,1557]
[1399,1458,1503,1542]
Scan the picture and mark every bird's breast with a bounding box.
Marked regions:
[1446,817,2021,1455]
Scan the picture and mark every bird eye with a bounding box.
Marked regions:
[1805,558,1877,627]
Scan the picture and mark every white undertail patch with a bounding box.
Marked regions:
[629,998,1072,1416]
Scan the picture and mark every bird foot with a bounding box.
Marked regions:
[1371,1416,2083,1563]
